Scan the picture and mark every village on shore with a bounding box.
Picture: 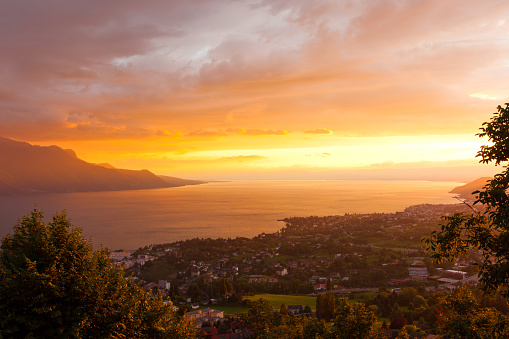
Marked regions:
[109,203,483,330]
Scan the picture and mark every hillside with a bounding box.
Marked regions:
[450,177,492,201]
[0,137,203,194]
[158,175,206,186]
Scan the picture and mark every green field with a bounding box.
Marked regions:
[245,294,316,311]
[212,305,249,315]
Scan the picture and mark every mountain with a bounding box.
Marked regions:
[158,175,206,186]
[450,177,492,201]
[0,137,204,194]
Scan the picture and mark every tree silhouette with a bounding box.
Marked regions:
[424,103,509,297]
[0,208,197,338]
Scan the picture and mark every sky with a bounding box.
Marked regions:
[1,0,508,181]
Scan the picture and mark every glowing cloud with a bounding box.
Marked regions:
[304,128,333,135]
[218,155,267,162]
[1,0,508,178]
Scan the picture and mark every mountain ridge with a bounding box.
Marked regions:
[450,177,492,201]
[0,137,204,194]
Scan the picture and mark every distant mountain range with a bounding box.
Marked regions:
[0,137,205,194]
[450,177,491,201]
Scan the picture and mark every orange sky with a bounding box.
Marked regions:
[1,0,507,180]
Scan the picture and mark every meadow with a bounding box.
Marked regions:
[244,294,316,311]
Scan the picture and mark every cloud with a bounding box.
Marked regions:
[217,155,267,162]
[188,128,290,136]
[304,128,333,135]
[187,130,228,137]
[2,0,509,157]
[470,93,500,101]
[305,152,331,158]
[369,161,396,169]
[156,130,183,139]
[243,129,288,136]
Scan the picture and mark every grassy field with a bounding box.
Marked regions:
[245,294,316,311]
[212,305,249,315]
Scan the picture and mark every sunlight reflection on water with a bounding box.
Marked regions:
[0,180,461,249]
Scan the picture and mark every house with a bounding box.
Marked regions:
[443,269,467,280]
[191,267,201,277]
[201,308,224,318]
[407,266,429,280]
[404,248,419,255]
[287,261,298,268]
[288,305,303,314]
[187,308,225,326]
[110,250,132,260]
[143,282,158,292]
[276,268,288,276]
[247,276,278,283]
[313,284,327,291]
[158,280,171,290]
[199,326,218,338]
[186,310,204,322]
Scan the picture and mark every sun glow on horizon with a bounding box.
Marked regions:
[2,1,509,180]
[34,132,488,181]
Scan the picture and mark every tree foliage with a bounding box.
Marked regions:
[243,296,383,339]
[329,297,377,339]
[0,208,197,338]
[436,284,509,339]
[423,103,509,297]
[242,298,326,339]
[316,291,336,321]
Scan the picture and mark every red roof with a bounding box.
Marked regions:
[200,327,218,337]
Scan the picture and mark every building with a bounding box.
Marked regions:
[407,266,429,280]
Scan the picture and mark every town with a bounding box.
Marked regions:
[109,203,494,337]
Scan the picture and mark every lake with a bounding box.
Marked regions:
[0,180,462,250]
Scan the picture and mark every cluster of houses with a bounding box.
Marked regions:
[109,244,476,301]
[186,308,224,324]
[199,320,254,339]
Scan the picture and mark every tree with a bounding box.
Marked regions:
[242,298,324,339]
[389,317,408,330]
[0,208,197,338]
[316,291,335,321]
[329,297,377,339]
[396,327,410,339]
[302,318,328,339]
[243,298,276,337]
[423,103,509,297]
[390,303,403,320]
[398,287,417,306]
[435,284,509,338]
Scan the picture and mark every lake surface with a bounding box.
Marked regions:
[0,180,462,250]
